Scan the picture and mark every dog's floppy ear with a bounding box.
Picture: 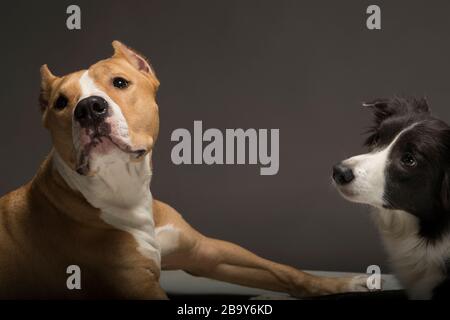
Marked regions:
[112,41,158,79]
[363,97,431,125]
[39,64,58,112]
[362,98,389,108]
[362,98,395,125]
[412,97,431,114]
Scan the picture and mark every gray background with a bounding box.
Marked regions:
[1,0,450,273]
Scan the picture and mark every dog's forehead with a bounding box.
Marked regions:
[400,121,447,145]
[61,70,84,83]
[384,120,450,166]
[51,70,85,98]
[52,58,142,95]
[88,58,143,80]
[380,117,409,136]
[371,116,415,146]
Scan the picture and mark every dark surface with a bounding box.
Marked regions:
[168,290,408,300]
[312,290,408,300]
[1,0,450,273]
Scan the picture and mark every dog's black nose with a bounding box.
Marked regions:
[74,96,108,125]
[332,163,355,185]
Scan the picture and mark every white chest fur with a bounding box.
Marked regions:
[373,208,450,299]
[53,150,161,266]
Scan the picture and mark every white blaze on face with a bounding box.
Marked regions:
[338,123,419,207]
[73,71,132,166]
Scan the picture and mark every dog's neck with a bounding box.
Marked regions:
[373,208,450,299]
[51,149,161,265]
[53,149,153,208]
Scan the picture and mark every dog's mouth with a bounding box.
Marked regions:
[335,185,358,200]
[76,133,147,176]
[331,177,359,201]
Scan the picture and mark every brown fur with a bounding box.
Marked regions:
[0,41,368,299]
[0,154,165,299]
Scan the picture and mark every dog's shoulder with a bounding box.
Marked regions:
[0,183,31,219]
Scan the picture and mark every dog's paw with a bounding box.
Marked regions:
[346,275,382,292]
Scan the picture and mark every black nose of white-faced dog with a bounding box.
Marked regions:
[332,164,355,185]
[74,96,109,126]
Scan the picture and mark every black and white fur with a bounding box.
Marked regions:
[333,97,450,299]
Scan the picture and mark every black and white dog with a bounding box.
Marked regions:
[333,97,450,299]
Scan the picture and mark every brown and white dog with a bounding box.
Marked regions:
[0,41,369,299]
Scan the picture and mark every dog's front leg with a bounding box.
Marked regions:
[178,237,370,298]
[154,200,369,298]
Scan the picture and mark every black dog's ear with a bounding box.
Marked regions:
[362,97,431,125]
[362,98,389,108]
[362,98,396,125]
[412,97,431,114]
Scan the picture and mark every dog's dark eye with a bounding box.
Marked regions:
[401,153,417,168]
[54,95,68,110]
[113,77,129,89]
